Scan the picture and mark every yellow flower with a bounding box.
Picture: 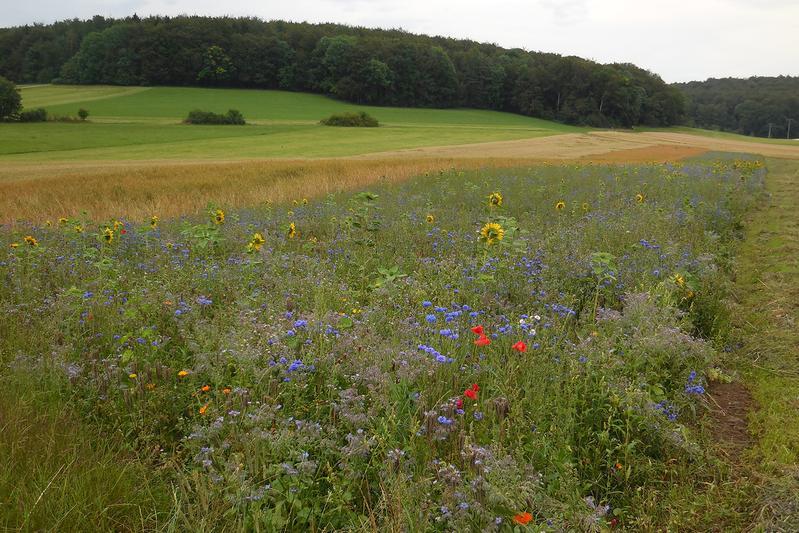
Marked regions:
[178,370,189,378]
[10,243,19,248]
[145,383,156,390]
[45,220,52,227]
[426,214,435,224]
[302,198,308,205]
[555,201,566,211]
[150,215,159,228]
[129,373,138,379]
[673,273,685,287]
[213,209,225,225]
[24,235,38,247]
[479,222,505,245]
[635,193,645,203]
[488,192,503,207]
[113,220,124,232]
[74,224,84,234]
[581,202,590,212]
[58,217,68,226]
[102,227,114,244]
[247,232,266,252]
[287,222,297,239]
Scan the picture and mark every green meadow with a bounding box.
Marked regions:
[0,85,584,162]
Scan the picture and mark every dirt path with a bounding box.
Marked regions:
[728,158,799,529]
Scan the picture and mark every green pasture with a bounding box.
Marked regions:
[0,85,585,162]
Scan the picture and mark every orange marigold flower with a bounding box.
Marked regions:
[201,385,211,392]
[199,403,209,415]
[513,512,533,525]
[222,387,232,395]
[178,370,189,378]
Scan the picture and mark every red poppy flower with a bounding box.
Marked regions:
[471,383,480,392]
[455,398,463,409]
[474,335,491,347]
[513,512,533,525]
[464,388,477,400]
[120,229,127,235]
[471,325,484,335]
[512,340,527,352]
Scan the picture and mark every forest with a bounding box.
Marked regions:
[678,76,799,138]
[0,15,684,128]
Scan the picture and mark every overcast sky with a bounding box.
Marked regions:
[3,0,798,83]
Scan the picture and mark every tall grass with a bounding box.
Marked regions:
[0,158,545,223]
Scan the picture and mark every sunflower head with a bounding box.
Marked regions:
[103,227,114,244]
[635,193,645,203]
[23,235,38,247]
[58,217,68,226]
[10,242,19,248]
[74,224,84,234]
[113,220,124,231]
[555,201,566,211]
[287,222,297,239]
[302,198,308,205]
[426,214,435,224]
[150,215,159,228]
[213,209,225,225]
[487,192,503,207]
[479,222,505,246]
[248,232,266,252]
[581,202,590,212]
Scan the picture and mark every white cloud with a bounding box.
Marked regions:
[2,0,797,82]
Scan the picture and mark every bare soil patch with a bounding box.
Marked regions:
[707,381,756,456]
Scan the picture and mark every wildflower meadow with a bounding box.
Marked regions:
[0,156,765,530]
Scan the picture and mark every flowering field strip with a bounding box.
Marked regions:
[0,157,764,530]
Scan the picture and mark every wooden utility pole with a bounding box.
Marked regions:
[788,118,794,140]
[768,122,774,138]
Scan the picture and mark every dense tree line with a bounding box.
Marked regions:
[0,15,685,127]
[677,77,799,138]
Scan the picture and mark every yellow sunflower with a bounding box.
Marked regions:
[635,193,645,203]
[479,222,505,245]
[213,209,225,225]
[488,192,503,208]
[24,235,38,247]
[248,232,266,252]
[287,222,297,239]
[102,227,114,244]
[426,214,435,224]
[555,201,566,211]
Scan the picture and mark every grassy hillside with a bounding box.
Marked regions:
[0,85,584,162]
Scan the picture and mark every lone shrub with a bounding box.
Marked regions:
[0,75,22,120]
[320,111,379,127]
[78,108,89,120]
[18,108,48,122]
[184,109,246,125]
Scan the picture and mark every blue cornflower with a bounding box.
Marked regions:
[425,314,437,323]
[437,415,453,425]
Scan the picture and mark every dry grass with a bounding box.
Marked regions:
[10,127,795,224]
[0,157,554,224]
